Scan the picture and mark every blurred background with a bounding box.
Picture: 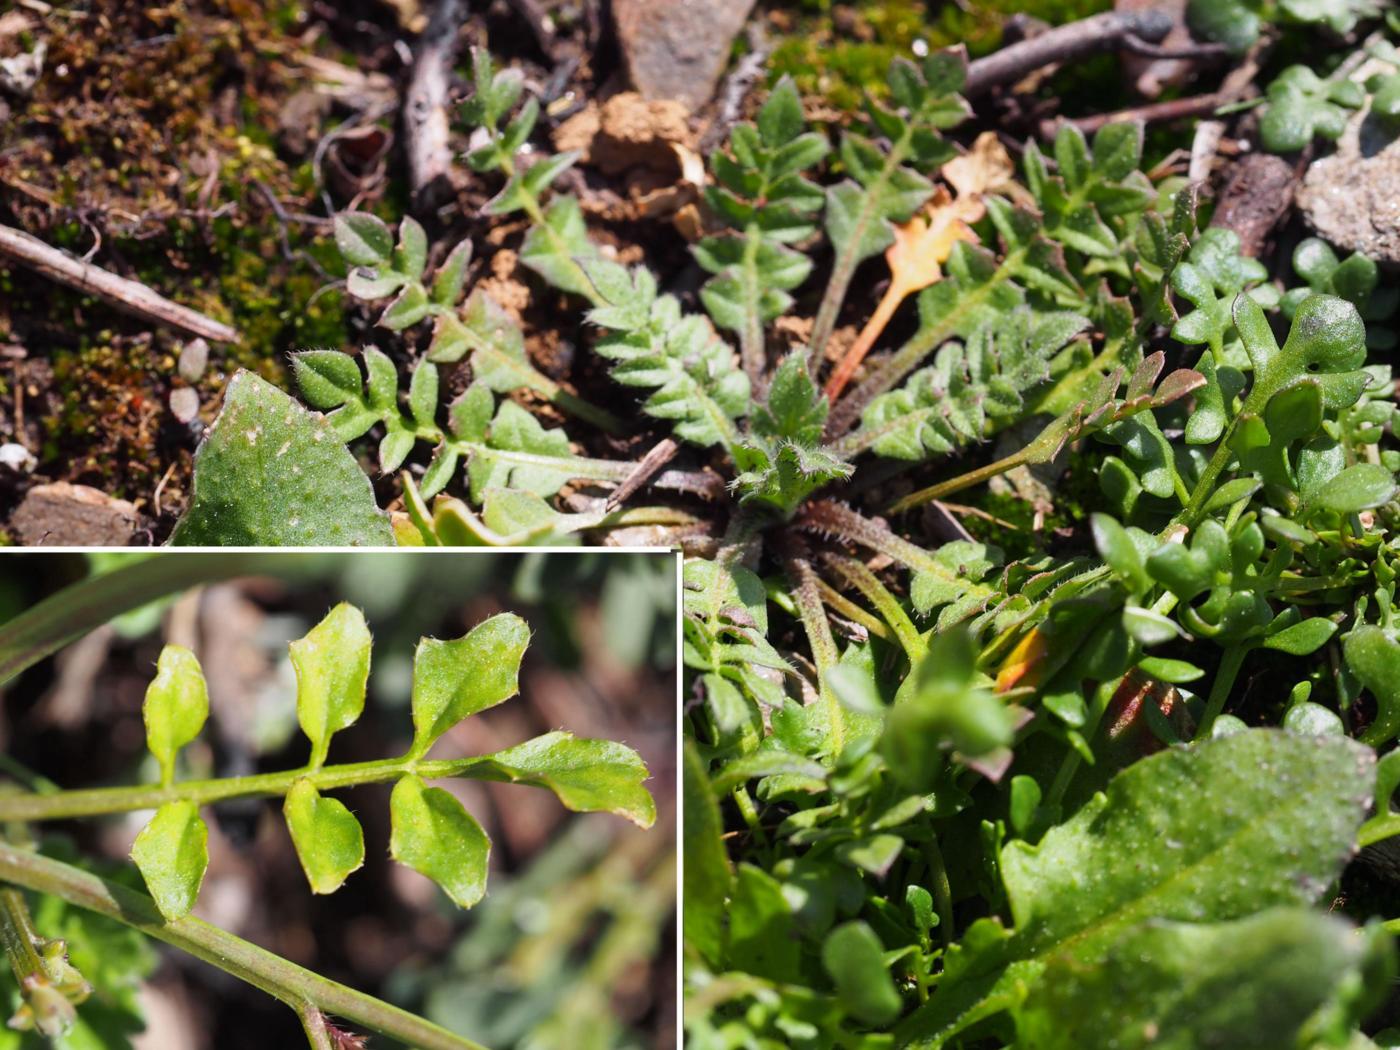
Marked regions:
[0,551,678,1050]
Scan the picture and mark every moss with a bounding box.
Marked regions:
[763,0,1112,110]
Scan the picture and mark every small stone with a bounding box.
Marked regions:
[0,443,35,474]
[169,387,201,424]
[611,0,758,111]
[178,338,209,383]
[10,482,140,547]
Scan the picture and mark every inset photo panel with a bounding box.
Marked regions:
[0,550,679,1050]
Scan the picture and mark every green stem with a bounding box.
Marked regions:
[0,842,489,1050]
[1195,646,1249,740]
[1177,435,1239,529]
[923,840,954,948]
[886,447,1032,515]
[0,555,301,689]
[0,750,560,823]
[786,552,845,757]
[739,227,767,383]
[809,130,914,367]
[815,579,893,642]
[823,554,925,663]
[496,155,601,309]
[0,887,44,986]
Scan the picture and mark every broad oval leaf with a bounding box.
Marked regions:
[171,371,394,546]
[143,645,209,787]
[822,921,903,1026]
[1310,463,1398,515]
[1002,730,1372,960]
[290,602,372,767]
[1263,616,1338,655]
[131,800,208,922]
[389,774,489,909]
[1016,909,1390,1050]
[409,613,529,758]
[899,730,1375,1048]
[283,779,365,895]
[469,730,654,827]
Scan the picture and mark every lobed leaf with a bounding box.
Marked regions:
[409,613,529,758]
[470,731,654,827]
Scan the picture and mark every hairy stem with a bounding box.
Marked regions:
[784,549,846,756]
[809,132,914,367]
[0,842,489,1050]
[821,554,925,662]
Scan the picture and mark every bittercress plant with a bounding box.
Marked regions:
[0,597,653,1050]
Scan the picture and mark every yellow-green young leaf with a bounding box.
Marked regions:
[289,603,372,767]
[471,731,655,827]
[408,613,529,758]
[389,775,489,908]
[283,779,365,895]
[130,800,208,922]
[143,646,209,787]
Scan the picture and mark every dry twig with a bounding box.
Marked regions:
[0,222,238,343]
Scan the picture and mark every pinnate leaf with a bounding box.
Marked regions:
[389,774,489,909]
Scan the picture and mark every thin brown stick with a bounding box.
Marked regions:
[0,222,238,343]
[964,10,1172,97]
[1039,90,1236,138]
[607,437,680,510]
[405,0,468,214]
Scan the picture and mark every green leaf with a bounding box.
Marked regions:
[291,350,364,410]
[1091,513,1149,594]
[1309,462,1398,515]
[1016,909,1392,1050]
[289,603,372,767]
[899,730,1376,1047]
[1346,626,1400,745]
[389,774,489,909]
[1261,65,1364,153]
[171,371,394,546]
[130,801,208,922]
[380,283,431,331]
[283,779,365,895]
[409,612,529,757]
[430,238,472,306]
[683,741,731,968]
[142,645,208,787]
[469,730,654,827]
[519,195,596,296]
[334,213,393,266]
[1264,616,1338,655]
[823,921,903,1026]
